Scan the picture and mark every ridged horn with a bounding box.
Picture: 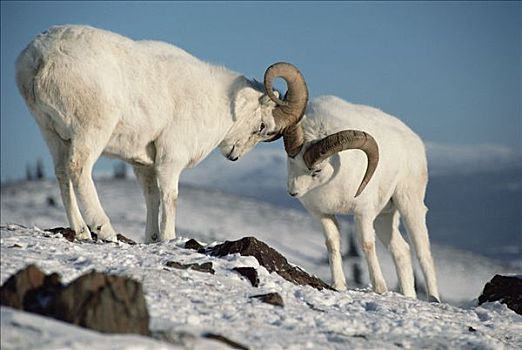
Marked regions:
[263,62,308,157]
[303,130,379,197]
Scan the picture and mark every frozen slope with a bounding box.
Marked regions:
[2,224,522,350]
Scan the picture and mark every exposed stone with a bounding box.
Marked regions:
[0,264,47,309]
[250,292,284,307]
[44,227,136,245]
[185,238,204,251]
[45,227,75,242]
[232,267,259,287]
[47,271,150,335]
[206,236,333,291]
[166,261,215,274]
[0,265,150,335]
[203,333,249,350]
[478,274,522,315]
[116,234,137,245]
[23,272,63,314]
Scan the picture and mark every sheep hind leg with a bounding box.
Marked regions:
[395,195,440,302]
[374,209,416,298]
[355,214,388,294]
[42,127,91,240]
[67,136,117,242]
[133,165,160,243]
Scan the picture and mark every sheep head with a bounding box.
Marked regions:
[220,62,308,162]
[287,129,379,198]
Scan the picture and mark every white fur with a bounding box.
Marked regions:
[287,95,440,301]
[16,25,280,242]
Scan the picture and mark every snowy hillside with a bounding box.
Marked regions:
[2,224,521,350]
[2,178,521,349]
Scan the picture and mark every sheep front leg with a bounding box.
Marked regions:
[155,163,182,242]
[319,214,347,291]
[133,165,160,243]
[355,214,388,294]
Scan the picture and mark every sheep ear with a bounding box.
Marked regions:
[233,87,261,120]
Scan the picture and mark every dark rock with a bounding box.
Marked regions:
[203,333,249,350]
[232,267,259,287]
[478,274,522,315]
[24,273,64,314]
[185,238,204,251]
[0,265,150,335]
[46,271,150,335]
[44,227,136,244]
[166,261,215,274]
[0,264,47,309]
[468,326,477,332]
[206,237,333,291]
[45,227,76,242]
[352,334,368,340]
[116,234,137,245]
[250,292,284,307]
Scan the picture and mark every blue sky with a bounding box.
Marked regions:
[1,1,520,181]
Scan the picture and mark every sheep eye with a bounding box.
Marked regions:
[311,169,322,177]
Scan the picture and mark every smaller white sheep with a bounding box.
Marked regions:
[281,95,440,301]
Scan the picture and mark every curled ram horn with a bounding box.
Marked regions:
[303,130,379,197]
[263,62,308,156]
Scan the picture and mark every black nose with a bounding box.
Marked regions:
[289,192,298,197]
[230,156,238,161]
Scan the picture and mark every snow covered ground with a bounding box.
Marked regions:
[1,179,521,349]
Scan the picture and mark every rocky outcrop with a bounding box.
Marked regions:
[206,236,333,291]
[478,274,522,315]
[0,265,150,335]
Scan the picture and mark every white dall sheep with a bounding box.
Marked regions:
[16,25,309,242]
[280,95,440,301]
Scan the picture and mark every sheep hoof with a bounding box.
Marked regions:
[95,224,117,242]
[374,284,388,295]
[333,283,347,292]
[428,295,441,303]
[75,226,92,241]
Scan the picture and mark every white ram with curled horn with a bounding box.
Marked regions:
[16,25,308,243]
[277,94,440,302]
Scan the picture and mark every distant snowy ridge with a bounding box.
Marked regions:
[425,142,522,176]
